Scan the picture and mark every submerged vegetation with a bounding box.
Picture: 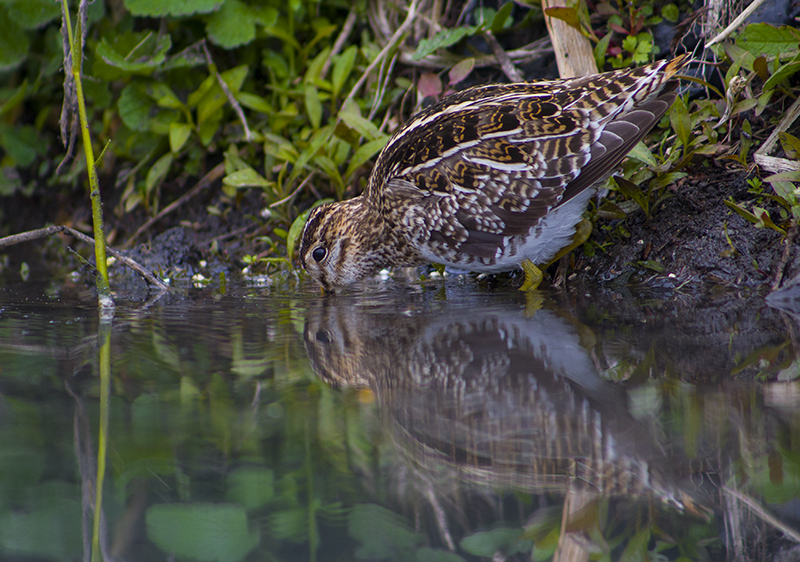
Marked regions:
[0,0,798,284]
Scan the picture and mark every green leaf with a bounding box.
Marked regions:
[764,56,800,90]
[649,171,686,191]
[413,26,479,61]
[724,198,759,223]
[332,45,358,98]
[0,124,40,167]
[235,92,273,114]
[150,83,184,110]
[736,23,800,57]
[288,126,334,186]
[6,0,60,29]
[220,65,249,93]
[146,503,259,562]
[0,7,30,71]
[0,79,28,117]
[223,168,273,188]
[662,3,679,22]
[669,95,692,151]
[593,31,613,69]
[199,108,223,145]
[779,132,800,159]
[339,106,383,141]
[118,83,152,132]
[206,0,256,49]
[638,260,665,273]
[752,206,787,234]
[614,176,649,217]
[313,155,345,193]
[490,2,514,33]
[196,65,249,125]
[95,33,172,76]
[286,199,333,261]
[169,123,192,153]
[345,137,389,179]
[305,84,322,129]
[145,153,173,195]
[124,0,223,17]
[627,140,658,168]
[304,46,332,86]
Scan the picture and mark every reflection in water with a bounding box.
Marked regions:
[1,281,799,561]
[305,295,712,556]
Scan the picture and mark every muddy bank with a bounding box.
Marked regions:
[571,165,797,291]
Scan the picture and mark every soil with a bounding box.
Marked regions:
[571,164,798,291]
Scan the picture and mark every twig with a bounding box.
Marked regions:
[345,0,419,105]
[369,52,398,121]
[0,226,170,291]
[270,172,317,207]
[723,485,800,543]
[320,8,358,79]
[396,39,552,70]
[755,95,800,158]
[125,162,225,247]
[208,224,253,245]
[484,30,523,82]
[706,0,769,48]
[202,41,252,141]
[773,224,798,291]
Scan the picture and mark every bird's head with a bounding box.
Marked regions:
[299,198,381,291]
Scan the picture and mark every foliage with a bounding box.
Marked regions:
[1,0,799,275]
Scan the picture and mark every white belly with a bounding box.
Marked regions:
[421,188,595,273]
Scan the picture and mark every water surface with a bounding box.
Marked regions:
[0,275,798,562]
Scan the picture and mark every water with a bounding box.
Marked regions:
[0,274,798,562]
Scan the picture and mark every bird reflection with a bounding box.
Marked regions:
[304,295,706,519]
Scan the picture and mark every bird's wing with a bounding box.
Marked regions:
[368,57,685,263]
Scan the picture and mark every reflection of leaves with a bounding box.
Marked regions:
[460,527,530,557]
[0,482,82,560]
[348,504,423,559]
[147,503,259,562]
[270,506,308,543]
[416,547,467,562]
[619,528,650,562]
[226,467,274,510]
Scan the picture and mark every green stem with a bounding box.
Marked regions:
[92,317,112,562]
[61,0,112,300]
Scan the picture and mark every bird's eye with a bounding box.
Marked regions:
[315,329,331,344]
[312,247,327,262]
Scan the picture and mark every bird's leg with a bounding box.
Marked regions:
[519,218,592,291]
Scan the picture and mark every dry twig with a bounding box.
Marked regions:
[0,225,170,291]
[126,162,226,247]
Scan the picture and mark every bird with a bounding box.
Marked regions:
[300,56,688,291]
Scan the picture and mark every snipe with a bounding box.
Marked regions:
[300,56,688,291]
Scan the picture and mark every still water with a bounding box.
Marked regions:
[0,274,799,562]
